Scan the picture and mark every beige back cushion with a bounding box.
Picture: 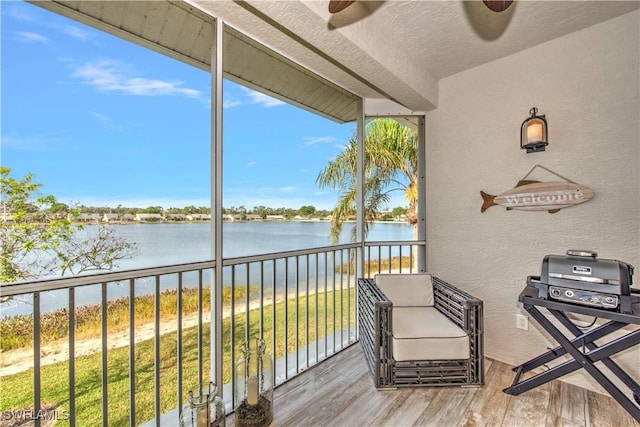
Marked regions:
[374,273,434,306]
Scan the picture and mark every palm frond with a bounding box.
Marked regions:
[319,118,418,241]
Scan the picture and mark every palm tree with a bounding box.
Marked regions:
[316,118,418,243]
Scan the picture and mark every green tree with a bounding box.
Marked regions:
[183,205,198,214]
[283,208,297,219]
[0,167,138,289]
[392,206,407,218]
[316,118,417,242]
[48,201,70,214]
[299,205,316,216]
[253,205,268,219]
[143,206,164,214]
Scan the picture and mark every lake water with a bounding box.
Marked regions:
[1,221,413,316]
[112,220,412,268]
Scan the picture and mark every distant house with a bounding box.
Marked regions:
[246,214,262,221]
[266,215,285,221]
[188,214,211,221]
[103,213,119,222]
[166,214,187,221]
[77,213,101,223]
[121,214,135,222]
[135,213,163,222]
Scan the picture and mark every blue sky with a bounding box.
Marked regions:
[1,1,367,211]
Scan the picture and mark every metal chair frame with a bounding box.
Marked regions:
[358,276,484,388]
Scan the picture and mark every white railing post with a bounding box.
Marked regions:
[211,16,225,401]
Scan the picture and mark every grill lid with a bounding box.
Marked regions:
[541,250,633,295]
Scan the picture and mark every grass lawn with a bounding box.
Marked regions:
[0,288,356,426]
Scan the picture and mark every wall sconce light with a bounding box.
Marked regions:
[520,107,548,153]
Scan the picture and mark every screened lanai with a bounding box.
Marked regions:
[5,0,639,425]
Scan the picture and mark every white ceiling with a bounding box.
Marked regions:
[192,0,639,112]
[330,0,640,80]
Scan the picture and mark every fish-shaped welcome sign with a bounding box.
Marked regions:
[481,180,593,213]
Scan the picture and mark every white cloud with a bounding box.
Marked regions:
[279,186,297,193]
[89,111,109,122]
[222,87,286,109]
[1,133,70,151]
[6,5,36,22]
[303,136,337,146]
[14,31,49,44]
[59,24,92,40]
[7,4,91,40]
[241,87,285,108]
[88,111,123,131]
[246,161,258,168]
[223,98,242,109]
[70,60,203,99]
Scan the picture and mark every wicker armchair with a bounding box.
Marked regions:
[358,274,484,388]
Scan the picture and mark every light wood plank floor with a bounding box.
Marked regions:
[228,344,639,427]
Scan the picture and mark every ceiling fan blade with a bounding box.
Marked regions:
[482,0,514,12]
[328,0,356,14]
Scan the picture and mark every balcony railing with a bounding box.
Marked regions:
[0,240,424,426]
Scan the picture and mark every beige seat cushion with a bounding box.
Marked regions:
[392,306,469,361]
[375,273,434,306]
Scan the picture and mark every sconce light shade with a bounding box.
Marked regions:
[521,107,548,153]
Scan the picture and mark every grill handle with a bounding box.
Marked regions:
[527,276,542,286]
[566,250,597,258]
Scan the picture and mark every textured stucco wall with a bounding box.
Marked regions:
[426,10,639,393]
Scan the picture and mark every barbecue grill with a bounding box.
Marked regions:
[528,250,639,314]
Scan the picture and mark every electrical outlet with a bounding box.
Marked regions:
[516,314,529,330]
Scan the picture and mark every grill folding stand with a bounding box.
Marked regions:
[503,285,640,422]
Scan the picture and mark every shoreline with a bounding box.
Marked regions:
[0,280,361,377]
[0,295,282,377]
